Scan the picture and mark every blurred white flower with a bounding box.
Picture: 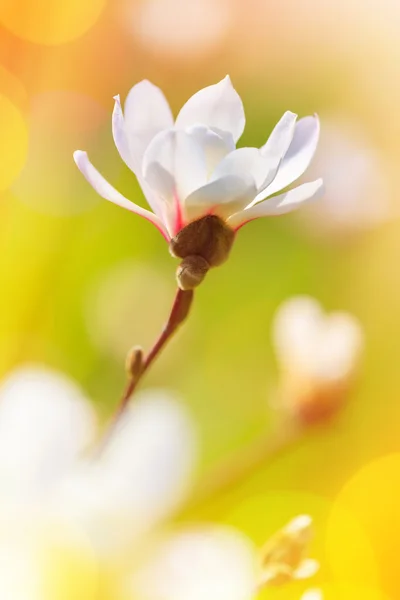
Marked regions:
[0,366,96,503]
[54,388,197,554]
[302,118,391,237]
[132,527,257,600]
[0,365,259,599]
[259,515,319,588]
[272,296,364,423]
[74,77,322,288]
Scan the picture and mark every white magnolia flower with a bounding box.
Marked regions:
[273,297,363,384]
[272,296,364,423]
[74,76,322,288]
[132,527,257,600]
[0,366,257,599]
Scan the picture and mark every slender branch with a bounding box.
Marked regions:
[112,287,194,422]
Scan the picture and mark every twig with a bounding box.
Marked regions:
[106,287,194,435]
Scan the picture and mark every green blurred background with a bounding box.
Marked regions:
[1,0,400,597]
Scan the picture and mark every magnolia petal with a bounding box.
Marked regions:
[184,174,257,222]
[260,115,320,198]
[145,162,175,203]
[0,366,96,500]
[144,162,178,235]
[143,129,207,202]
[211,147,276,191]
[73,151,169,239]
[187,125,234,176]
[112,95,167,219]
[124,79,174,150]
[261,111,298,160]
[132,527,257,600]
[112,95,135,172]
[175,76,245,143]
[227,179,324,228]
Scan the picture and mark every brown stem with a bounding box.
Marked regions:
[97,288,193,453]
[111,287,194,425]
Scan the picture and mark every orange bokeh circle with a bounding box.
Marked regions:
[0,0,106,45]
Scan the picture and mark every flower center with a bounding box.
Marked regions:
[169,215,236,290]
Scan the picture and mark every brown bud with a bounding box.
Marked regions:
[176,255,209,290]
[170,215,235,268]
[125,345,144,378]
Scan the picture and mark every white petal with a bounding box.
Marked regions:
[112,95,166,218]
[260,115,320,198]
[293,559,320,580]
[73,150,169,239]
[211,147,276,191]
[144,162,176,205]
[0,366,96,500]
[184,174,257,222]
[175,76,245,143]
[227,179,323,228]
[102,389,197,516]
[143,129,207,203]
[124,80,174,150]
[261,111,298,160]
[272,296,363,382]
[273,296,325,373]
[301,590,323,600]
[55,390,197,553]
[132,527,257,600]
[313,312,364,381]
[112,94,135,172]
[186,125,234,176]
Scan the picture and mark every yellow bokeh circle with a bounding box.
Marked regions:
[0,0,106,45]
[304,584,392,600]
[326,453,400,597]
[0,95,27,192]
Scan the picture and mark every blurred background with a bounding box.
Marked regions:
[1,0,400,597]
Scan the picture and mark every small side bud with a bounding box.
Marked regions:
[125,345,144,378]
[176,255,210,290]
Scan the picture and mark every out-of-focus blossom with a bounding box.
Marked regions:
[0,365,259,599]
[125,0,231,60]
[0,365,196,553]
[301,118,391,238]
[74,77,322,289]
[258,515,319,588]
[273,296,364,424]
[0,366,96,503]
[132,527,257,600]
